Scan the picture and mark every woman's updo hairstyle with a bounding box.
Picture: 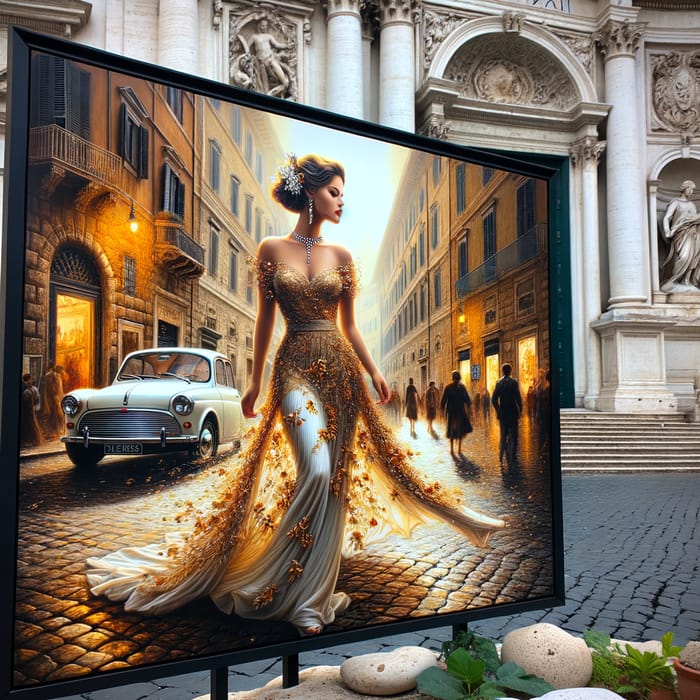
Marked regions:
[272,153,345,213]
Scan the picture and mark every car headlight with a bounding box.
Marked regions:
[172,394,194,416]
[61,395,81,416]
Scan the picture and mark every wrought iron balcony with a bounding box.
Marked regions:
[28,124,124,191]
[456,223,548,298]
[154,215,205,280]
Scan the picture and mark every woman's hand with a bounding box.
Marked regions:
[372,371,390,404]
[241,383,260,418]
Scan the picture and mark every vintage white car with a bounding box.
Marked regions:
[61,347,245,468]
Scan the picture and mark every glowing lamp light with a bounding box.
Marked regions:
[128,199,138,233]
[458,303,466,324]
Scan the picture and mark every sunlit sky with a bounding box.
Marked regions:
[268,113,409,280]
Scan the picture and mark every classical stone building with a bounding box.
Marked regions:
[2,0,700,414]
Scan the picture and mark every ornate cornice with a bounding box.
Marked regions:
[0,0,91,37]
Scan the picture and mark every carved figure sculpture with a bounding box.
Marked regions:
[248,18,291,97]
[660,180,700,292]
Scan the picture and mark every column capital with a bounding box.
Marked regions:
[594,20,645,59]
[324,0,362,19]
[377,0,419,26]
[570,136,606,167]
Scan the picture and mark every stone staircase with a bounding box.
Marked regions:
[559,410,700,472]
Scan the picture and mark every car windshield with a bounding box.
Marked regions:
[117,351,211,383]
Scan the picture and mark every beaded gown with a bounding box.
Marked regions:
[87,260,505,633]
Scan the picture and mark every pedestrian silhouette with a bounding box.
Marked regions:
[492,363,523,467]
[440,371,473,458]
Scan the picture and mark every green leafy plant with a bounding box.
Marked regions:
[584,629,681,699]
[415,630,555,700]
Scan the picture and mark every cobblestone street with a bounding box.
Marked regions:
[13,413,554,691]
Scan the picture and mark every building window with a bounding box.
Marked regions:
[430,205,439,249]
[229,247,238,293]
[432,156,441,186]
[162,163,185,218]
[419,226,425,267]
[409,245,417,278]
[482,166,493,186]
[245,131,253,165]
[119,103,148,178]
[123,255,136,296]
[209,139,221,194]
[516,278,535,317]
[455,163,466,215]
[420,284,426,322]
[209,223,219,276]
[433,269,442,308]
[245,195,253,234]
[517,179,536,237]
[256,153,264,184]
[483,209,496,280]
[230,176,240,217]
[255,208,262,244]
[166,86,183,122]
[32,55,91,138]
[458,234,468,279]
[232,106,241,145]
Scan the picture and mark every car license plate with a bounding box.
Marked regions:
[104,443,143,455]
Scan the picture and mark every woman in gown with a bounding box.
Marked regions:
[86,154,505,636]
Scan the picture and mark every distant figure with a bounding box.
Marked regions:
[21,373,43,446]
[492,363,523,467]
[424,380,440,435]
[482,388,491,424]
[440,371,473,457]
[405,377,419,437]
[41,364,65,437]
[473,390,481,423]
[388,383,402,426]
[526,383,537,422]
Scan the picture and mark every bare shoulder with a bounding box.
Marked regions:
[326,242,353,267]
[257,236,286,261]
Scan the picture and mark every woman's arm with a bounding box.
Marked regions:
[338,291,390,404]
[241,244,278,417]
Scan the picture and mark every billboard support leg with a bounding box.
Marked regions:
[283,653,299,687]
[211,666,228,699]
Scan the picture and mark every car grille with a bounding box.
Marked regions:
[77,410,181,439]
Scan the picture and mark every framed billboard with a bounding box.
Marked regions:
[1,28,566,699]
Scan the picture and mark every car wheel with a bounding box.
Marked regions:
[65,443,104,469]
[195,417,218,459]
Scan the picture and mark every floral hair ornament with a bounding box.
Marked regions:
[278,153,304,195]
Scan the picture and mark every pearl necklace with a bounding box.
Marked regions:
[291,231,323,264]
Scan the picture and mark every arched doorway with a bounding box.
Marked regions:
[49,244,102,392]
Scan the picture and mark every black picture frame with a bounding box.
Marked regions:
[1,27,567,700]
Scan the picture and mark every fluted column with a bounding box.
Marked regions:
[158,0,198,72]
[596,20,649,308]
[570,136,606,409]
[378,0,416,131]
[326,0,363,118]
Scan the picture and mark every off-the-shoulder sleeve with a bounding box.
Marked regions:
[339,261,358,298]
[253,257,277,301]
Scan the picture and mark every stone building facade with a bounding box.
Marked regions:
[2,0,700,414]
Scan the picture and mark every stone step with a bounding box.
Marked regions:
[558,411,700,471]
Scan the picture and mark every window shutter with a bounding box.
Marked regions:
[177,180,185,218]
[118,103,128,158]
[162,163,172,211]
[138,126,149,179]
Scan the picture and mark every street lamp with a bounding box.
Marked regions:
[128,198,138,233]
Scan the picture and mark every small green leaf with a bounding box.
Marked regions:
[495,662,556,695]
[584,629,612,656]
[447,647,486,686]
[415,666,468,700]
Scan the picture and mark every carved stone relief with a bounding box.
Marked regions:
[228,6,298,100]
[422,9,478,71]
[444,34,578,110]
[554,31,594,76]
[650,50,700,134]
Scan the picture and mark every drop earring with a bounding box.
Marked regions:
[308,197,314,225]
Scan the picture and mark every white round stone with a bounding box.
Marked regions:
[340,646,438,696]
[500,623,593,689]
